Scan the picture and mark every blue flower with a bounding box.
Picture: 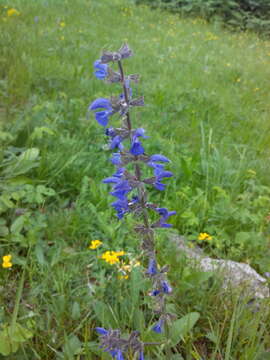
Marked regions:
[155,207,176,228]
[152,319,164,334]
[147,258,158,275]
[111,198,129,219]
[116,349,124,360]
[89,98,111,110]
[110,178,132,200]
[148,163,173,191]
[130,128,148,156]
[110,135,124,150]
[105,129,124,150]
[138,350,144,360]
[161,280,172,294]
[94,60,108,80]
[130,140,144,156]
[111,153,122,165]
[103,168,125,184]
[89,98,113,126]
[95,327,108,335]
[150,154,170,163]
[150,289,161,296]
[105,127,116,137]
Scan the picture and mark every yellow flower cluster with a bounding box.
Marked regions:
[101,251,125,265]
[89,240,102,250]
[2,254,12,268]
[198,232,213,241]
[7,8,20,17]
[118,258,141,280]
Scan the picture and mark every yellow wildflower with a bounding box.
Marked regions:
[7,8,20,17]
[115,251,125,257]
[2,254,12,268]
[89,240,102,250]
[118,275,129,280]
[59,21,66,28]
[100,251,125,265]
[198,232,213,241]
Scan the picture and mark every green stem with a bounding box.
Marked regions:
[11,248,31,331]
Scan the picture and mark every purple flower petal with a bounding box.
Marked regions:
[116,350,124,360]
[102,177,120,184]
[95,327,108,335]
[134,128,148,139]
[110,135,124,150]
[111,153,122,165]
[94,60,108,80]
[95,111,111,126]
[152,319,164,333]
[154,182,166,191]
[89,98,112,111]
[147,258,158,275]
[150,154,170,163]
[161,280,172,294]
[130,140,144,156]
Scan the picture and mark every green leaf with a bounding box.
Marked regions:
[169,355,184,360]
[0,323,32,356]
[10,323,33,342]
[30,126,55,140]
[170,312,200,347]
[71,302,81,320]
[0,333,19,355]
[35,242,47,266]
[0,218,8,237]
[10,215,27,234]
[3,148,40,178]
[93,301,118,328]
[62,335,82,359]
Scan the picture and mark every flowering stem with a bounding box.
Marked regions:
[117,59,154,255]
[117,60,132,131]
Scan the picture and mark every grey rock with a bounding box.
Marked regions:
[171,234,270,299]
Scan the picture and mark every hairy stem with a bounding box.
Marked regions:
[117,59,154,252]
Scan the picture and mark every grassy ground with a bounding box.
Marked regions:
[1,0,270,358]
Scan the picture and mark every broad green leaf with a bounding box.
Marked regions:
[62,335,82,359]
[170,312,200,347]
[93,301,118,328]
[11,215,27,234]
[3,148,40,178]
[170,355,184,360]
[10,323,33,342]
[30,126,55,140]
[71,302,81,320]
[0,323,32,355]
[35,242,47,266]
[0,334,19,355]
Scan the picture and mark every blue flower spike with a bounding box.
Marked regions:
[92,45,175,359]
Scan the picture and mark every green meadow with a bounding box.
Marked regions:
[1,0,270,358]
